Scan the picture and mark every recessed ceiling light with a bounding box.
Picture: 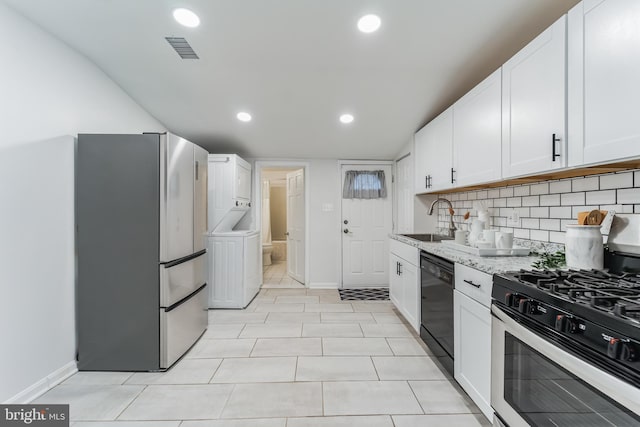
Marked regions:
[173,8,200,28]
[237,112,252,122]
[340,114,354,124]
[357,14,381,33]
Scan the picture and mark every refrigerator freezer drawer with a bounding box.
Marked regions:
[160,284,207,369]
[160,251,206,307]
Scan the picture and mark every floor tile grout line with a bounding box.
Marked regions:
[216,382,237,420]
[113,384,147,421]
[370,355,381,381]
[407,379,427,415]
[207,358,224,383]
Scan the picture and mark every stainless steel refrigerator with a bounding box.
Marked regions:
[76,132,208,371]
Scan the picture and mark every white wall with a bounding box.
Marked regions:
[0,2,164,403]
[249,159,342,287]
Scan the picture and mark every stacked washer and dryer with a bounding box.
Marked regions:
[207,154,261,308]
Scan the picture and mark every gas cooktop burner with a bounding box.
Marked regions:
[510,269,640,321]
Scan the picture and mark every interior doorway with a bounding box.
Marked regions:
[257,163,308,288]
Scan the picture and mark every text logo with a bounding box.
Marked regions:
[0,405,68,426]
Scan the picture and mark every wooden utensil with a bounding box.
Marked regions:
[586,209,605,225]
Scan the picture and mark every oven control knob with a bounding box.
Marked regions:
[621,342,639,362]
[555,315,566,332]
[518,299,535,314]
[504,293,514,306]
[566,318,579,334]
[607,338,622,359]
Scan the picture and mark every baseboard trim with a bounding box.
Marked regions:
[5,361,77,404]
[308,282,339,289]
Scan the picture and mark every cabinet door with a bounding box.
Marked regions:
[568,0,640,166]
[414,107,454,193]
[502,16,567,178]
[454,290,492,420]
[400,260,419,332]
[453,69,502,186]
[389,254,402,308]
[235,162,252,200]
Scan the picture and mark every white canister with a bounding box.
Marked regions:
[478,211,490,230]
[565,225,604,270]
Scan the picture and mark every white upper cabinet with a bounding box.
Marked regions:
[414,106,454,193]
[502,16,567,178]
[453,69,502,186]
[568,0,640,166]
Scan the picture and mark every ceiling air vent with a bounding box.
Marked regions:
[165,37,199,59]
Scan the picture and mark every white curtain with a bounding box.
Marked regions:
[262,180,272,244]
[342,170,387,199]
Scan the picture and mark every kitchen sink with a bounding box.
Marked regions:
[399,233,453,242]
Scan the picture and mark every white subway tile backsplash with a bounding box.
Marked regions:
[530,229,549,242]
[601,172,633,190]
[549,232,566,244]
[530,183,549,195]
[549,206,573,218]
[571,206,599,218]
[530,207,550,218]
[540,194,560,206]
[585,190,616,205]
[435,169,640,245]
[494,198,507,207]
[507,197,522,207]
[560,192,585,206]
[572,176,599,192]
[550,180,571,194]
[617,188,640,204]
[488,189,500,198]
[540,218,561,231]
[521,218,540,229]
[500,187,514,198]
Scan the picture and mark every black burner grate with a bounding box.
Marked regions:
[511,269,640,321]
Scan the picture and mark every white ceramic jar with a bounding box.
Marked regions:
[565,225,604,270]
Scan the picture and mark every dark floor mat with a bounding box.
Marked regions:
[339,288,390,301]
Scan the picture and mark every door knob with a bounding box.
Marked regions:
[343,229,349,234]
[285,232,290,236]
[343,220,349,224]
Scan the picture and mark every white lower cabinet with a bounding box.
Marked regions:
[389,239,420,332]
[454,264,493,420]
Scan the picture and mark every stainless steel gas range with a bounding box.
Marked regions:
[490,251,640,426]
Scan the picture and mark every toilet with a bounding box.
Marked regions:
[262,243,273,266]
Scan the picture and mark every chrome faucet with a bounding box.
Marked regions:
[428,198,457,238]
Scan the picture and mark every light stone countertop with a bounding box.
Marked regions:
[390,234,543,275]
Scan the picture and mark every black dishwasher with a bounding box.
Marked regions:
[420,251,454,375]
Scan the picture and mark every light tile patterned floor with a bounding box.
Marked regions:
[262,261,305,288]
[40,287,491,427]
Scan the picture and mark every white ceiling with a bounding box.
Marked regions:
[5,0,579,159]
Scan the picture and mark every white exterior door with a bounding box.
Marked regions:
[395,154,413,234]
[502,16,567,177]
[342,164,392,287]
[286,169,305,284]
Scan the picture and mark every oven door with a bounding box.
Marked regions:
[491,304,640,427]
